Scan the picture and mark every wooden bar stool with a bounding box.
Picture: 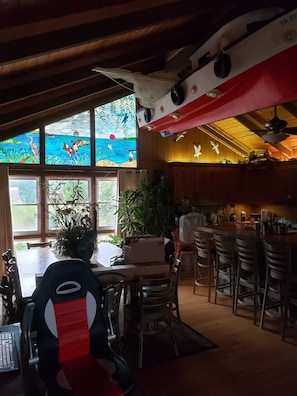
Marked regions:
[192,230,215,302]
[260,240,297,341]
[171,228,196,276]
[213,233,237,311]
[234,237,265,325]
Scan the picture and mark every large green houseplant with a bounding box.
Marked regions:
[47,181,96,259]
[116,174,176,238]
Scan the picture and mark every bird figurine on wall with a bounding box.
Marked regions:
[193,143,202,158]
[174,131,187,142]
[210,140,220,155]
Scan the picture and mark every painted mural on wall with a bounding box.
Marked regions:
[0,94,137,167]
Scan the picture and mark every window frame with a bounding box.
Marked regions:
[9,175,41,237]
[96,176,119,233]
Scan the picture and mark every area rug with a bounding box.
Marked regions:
[122,320,216,369]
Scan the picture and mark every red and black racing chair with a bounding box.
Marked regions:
[21,259,134,396]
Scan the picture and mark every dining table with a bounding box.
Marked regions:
[16,242,170,298]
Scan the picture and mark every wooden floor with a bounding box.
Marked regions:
[1,274,296,396]
[134,275,297,396]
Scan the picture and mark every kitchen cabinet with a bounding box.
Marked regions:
[167,162,297,206]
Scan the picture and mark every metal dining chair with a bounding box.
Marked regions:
[27,241,52,249]
[124,276,179,368]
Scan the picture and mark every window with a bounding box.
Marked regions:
[95,94,137,167]
[0,130,40,164]
[97,178,118,230]
[9,177,40,235]
[45,111,91,166]
[9,175,119,244]
[0,94,137,168]
[46,178,91,231]
[45,176,118,233]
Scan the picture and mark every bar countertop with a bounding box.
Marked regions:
[195,222,297,246]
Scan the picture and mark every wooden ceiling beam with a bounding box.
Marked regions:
[0,85,127,141]
[197,124,251,158]
[0,2,211,64]
[282,101,297,117]
[235,113,294,157]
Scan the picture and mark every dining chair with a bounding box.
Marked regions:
[103,281,125,355]
[234,237,265,325]
[0,275,14,323]
[21,258,135,396]
[2,249,13,272]
[192,230,216,302]
[6,256,30,322]
[124,276,179,368]
[260,240,297,341]
[1,250,15,322]
[213,233,237,311]
[94,271,128,350]
[171,228,196,275]
[27,241,52,249]
[169,255,181,322]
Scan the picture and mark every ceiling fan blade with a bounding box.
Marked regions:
[283,127,297,135]
[261,133,289,144]
[251,129,267,134]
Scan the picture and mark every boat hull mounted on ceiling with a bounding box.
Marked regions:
[137,8,297,134]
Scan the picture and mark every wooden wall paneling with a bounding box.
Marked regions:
[271,163,297,203]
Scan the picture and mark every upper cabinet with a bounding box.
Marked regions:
[167,162,297,206]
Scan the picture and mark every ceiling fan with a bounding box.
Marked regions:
[252,105,297,144]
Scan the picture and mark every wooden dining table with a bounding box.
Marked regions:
[16,242,169,298]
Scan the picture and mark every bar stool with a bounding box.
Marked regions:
[192,230,215,302]
[234,237,265,325]
[171,228,196,275]
[213,233,237,311]
[260,240,297,341]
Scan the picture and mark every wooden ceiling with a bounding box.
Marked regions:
[1,0,296,159]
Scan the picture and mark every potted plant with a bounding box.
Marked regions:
[116,174,176,238]
[47,181,97,260]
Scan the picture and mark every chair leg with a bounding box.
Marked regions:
[138,329,144,369]
[281,295,290,342]
[233,266,240,316]
[170,315,179,357]
[260,278,268,329]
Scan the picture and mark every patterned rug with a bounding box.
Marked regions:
[122,320,216,369]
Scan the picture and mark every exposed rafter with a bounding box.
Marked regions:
[235,113,294,157]
[197,124,251,158]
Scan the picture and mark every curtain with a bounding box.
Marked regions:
[116,169,147,236]
[0,166,14,277]
[118,169,147,192]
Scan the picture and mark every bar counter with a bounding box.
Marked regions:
[195,222,297,246]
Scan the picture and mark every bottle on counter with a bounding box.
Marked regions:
[240,211,246,222]
[229,206,236,222]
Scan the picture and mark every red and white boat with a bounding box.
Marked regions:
[136,7,297,135]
